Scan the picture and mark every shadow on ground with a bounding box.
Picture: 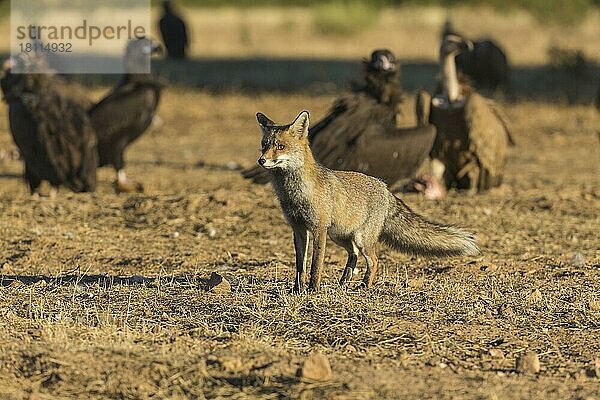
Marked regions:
[6,54,594,104]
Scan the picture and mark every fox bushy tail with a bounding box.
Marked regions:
[380,195,480,257]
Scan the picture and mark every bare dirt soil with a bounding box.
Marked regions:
[0,88,599,399]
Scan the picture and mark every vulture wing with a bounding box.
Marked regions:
[310,92,396,168]
[90,83,159,142]
[345,124,436,185]
[464,92,510,187]
[48,75,94,110]
[15,90,97,192]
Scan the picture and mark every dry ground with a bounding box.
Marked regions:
[0,88,599,399]
[0,5,600,399]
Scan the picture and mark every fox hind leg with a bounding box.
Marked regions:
[358,246,379,289]
[339,242,359,286]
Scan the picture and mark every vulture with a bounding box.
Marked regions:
[242,49,436,187]
[0,55,97,195]
[159,1,189,60]
[89,38,163,193]
[425,34,513,192]
[442,20,509,93]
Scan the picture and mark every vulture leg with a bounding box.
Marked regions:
[24,164,41,195]
[112,143,144,194]
[114,169,144,194]
[48,186,59,199]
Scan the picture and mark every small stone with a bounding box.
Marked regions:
[9,280,25,288]
[489,349,505,358]
[500,305,515,318]
[589,300,600,311]
[526,288,543,304]
[407,277,425,288]
[170,231,180,239]
[219,356,244,372]
[586,358,600,378]
[33,279,48,288]
[516,351,540,374]
[569,252,586,267]
[205,272,231,294]
[297,352,332,382]
[207,227,217,238]
[226,161,241,170]
[345,344,357,353]
[160,312,169,321]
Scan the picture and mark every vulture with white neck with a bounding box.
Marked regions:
[426,34,513,192]
[242,49,436,187]
[441,20,510,93]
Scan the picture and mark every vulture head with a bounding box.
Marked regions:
[367,49,397,74]
[436,35,473,105]
[162,0,173,13]
[361,49,402,105]
[440,34,473,59]
[1,54,51,101]
[124,37,163,73]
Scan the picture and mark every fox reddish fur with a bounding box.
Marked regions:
[256,111,479,291]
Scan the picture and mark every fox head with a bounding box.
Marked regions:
[256,111,311,170]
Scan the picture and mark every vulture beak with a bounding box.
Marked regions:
[441,35,474,56]
[151,41,163,56]
[461,39,474,53]
[370,50,396,72]
[1,58,11,76]
[374,54,394,71]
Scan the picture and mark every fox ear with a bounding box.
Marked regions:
[292,111,309,138]
[256,112,275,128]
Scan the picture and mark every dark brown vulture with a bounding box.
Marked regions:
[242,49,436,187]
[89,38,163,193]
[159,1,189,60]
[442,20,509,93]
[0,55,97,195]
[425,34,513,192]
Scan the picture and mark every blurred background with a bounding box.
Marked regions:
[0,0,598,102]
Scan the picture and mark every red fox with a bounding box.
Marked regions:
[256,111,479,292]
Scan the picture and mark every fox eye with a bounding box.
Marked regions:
[276,144,285,150]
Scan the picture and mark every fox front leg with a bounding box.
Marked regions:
[308,228,328,291]
[293,229,309,293]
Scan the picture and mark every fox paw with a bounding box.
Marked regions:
[354,281,373,290]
